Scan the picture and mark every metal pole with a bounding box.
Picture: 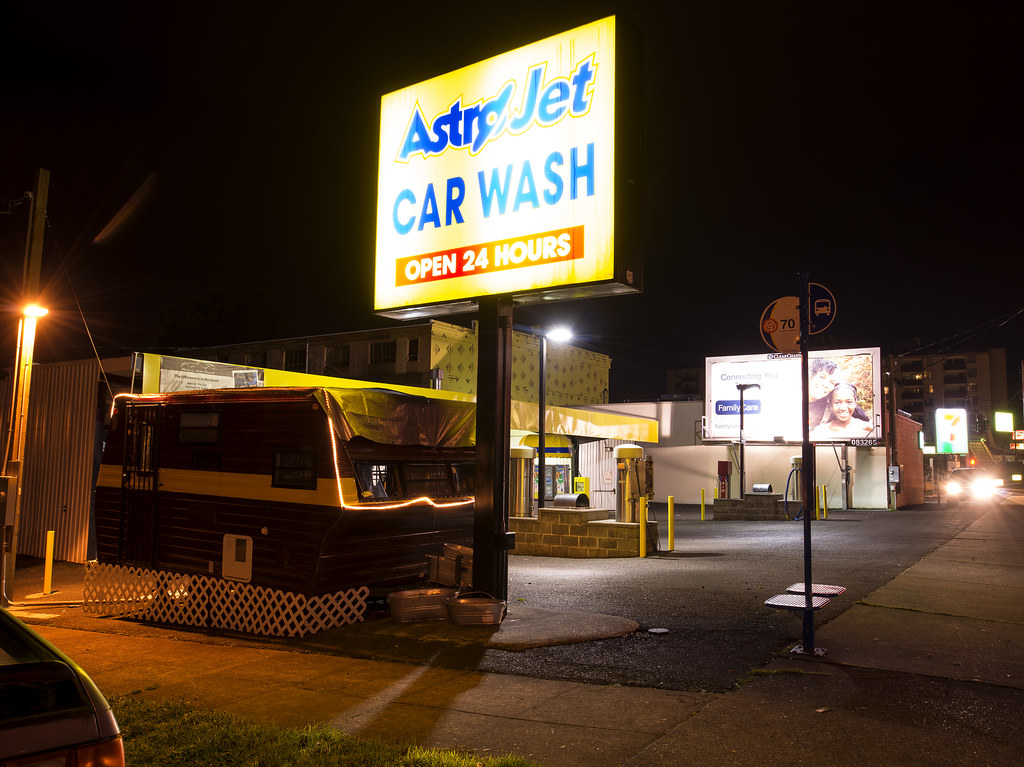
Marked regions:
[537,335,546,513]
[2,169,48,599]
[735,383,760,500]
[667,495,675,551]
[798,272,819,655]
[739,388,746,500]
[473,295,513,601]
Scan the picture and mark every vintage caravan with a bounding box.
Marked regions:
[86,386,476,636]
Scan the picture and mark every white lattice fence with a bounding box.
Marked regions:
[84,562,367,637]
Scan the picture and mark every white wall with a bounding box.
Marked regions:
[578,400,890,510]
[639,443,888,509]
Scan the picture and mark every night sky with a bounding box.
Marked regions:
[2,2,1021,405]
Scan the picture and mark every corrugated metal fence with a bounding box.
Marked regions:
[1,359,107,563]
[578,438,636,511]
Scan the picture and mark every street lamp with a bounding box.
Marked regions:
[736,383,760,500]
[537,326,572,512]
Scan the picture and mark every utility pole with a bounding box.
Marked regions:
[2,168,48,604]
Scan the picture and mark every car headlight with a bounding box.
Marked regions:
[970,481,995,499]
[946,481,962,496]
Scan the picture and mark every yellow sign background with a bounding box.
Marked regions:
[375,16,617,313]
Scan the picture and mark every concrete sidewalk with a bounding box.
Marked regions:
[7,498,1024,766]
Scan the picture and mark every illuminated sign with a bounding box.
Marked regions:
[935,408,968,454]
[994,411,1013,433]
[704,348,882,443]
[375,16,640,317]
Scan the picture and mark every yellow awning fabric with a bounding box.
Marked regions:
[317,388,476,448]
[141,353,657,444]
[510,400,658,443]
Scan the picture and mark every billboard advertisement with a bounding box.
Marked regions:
[705,348,882,444]
[374,16,640,317]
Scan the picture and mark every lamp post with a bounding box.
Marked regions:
[736,383,760,500]
[2,304,47,605]
[2,169,48,606]
[536,326,572,512]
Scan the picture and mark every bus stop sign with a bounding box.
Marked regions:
[808,282,836,334]
[761,283,836,353]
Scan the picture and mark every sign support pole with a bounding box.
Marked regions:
[473,295,513,601]
[798,272,820,655]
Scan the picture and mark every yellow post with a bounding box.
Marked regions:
[667,495,675,551]
[639,497,647,558]
[822,484,829,520]
[43,530,54,595]
[814,485,821,520]
[701,488,706,521]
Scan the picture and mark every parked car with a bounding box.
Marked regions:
[0,606,124,767]
[944,468,1002,507]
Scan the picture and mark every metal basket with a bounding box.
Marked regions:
[446,591,506,625]
[388,587,458,623]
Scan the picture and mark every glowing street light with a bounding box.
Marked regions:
[1,303,48,605]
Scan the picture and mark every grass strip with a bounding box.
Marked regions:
[111,694,540,767]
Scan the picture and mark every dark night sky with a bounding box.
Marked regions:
[2,2,1022,405]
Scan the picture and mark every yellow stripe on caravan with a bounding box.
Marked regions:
[158,469,348,506]
[97,463,356,507]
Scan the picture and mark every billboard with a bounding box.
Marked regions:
[374,16,641,318]
[705,348,882,444]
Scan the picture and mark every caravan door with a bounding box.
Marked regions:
[120,403,162,567]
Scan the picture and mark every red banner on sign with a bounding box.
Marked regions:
[395,225,584,286]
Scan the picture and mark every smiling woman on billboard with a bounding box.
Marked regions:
[810,382,875,439]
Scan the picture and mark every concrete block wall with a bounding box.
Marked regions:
[509,508,645,558]
[711,493,791,521]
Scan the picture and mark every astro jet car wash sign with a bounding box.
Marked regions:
[375,17,619,315]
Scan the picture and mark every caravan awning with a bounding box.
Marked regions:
[141,353,657,445]
[317,388,476,448]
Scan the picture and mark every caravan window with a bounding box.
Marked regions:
[353,460,473,501]
[404,463,454,497]
[180,411,220,444]
[273,448,318,490]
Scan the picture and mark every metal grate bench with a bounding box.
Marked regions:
[785,583,846,597]
[764,593,830,611]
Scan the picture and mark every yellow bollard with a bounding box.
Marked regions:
[822,484,829,520]
[667,495,675,551]
[43,530,55,595]
[814,485,821,521]
[639,497,647,558]
[701,488,706,521]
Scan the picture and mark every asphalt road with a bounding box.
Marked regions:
[289,502,994,692]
